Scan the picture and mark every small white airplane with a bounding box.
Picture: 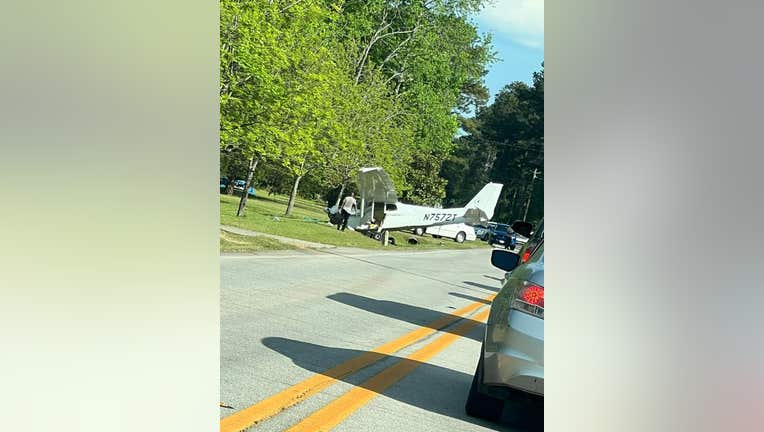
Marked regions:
[330,167,503,239]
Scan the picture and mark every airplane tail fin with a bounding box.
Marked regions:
[464,183,503,222]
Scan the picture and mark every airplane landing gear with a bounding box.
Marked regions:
[368,230,395,246]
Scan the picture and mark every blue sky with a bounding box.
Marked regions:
[472,0,544,100]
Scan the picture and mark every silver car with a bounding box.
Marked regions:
[465,240,544,424]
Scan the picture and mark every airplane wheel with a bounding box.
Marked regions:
[413,227,424,236]
[455,232,466,243]
[373,232,382,241]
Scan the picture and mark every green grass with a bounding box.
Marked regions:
[220,192,491,251]
[220,230,297,253]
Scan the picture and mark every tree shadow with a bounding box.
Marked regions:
[463,281,501,292]
[254,194,324,213]
[327,292,482,342]
[315,250,472,290]
[449,292,493,305]
[262,337,542,431]
[484,275,503,282]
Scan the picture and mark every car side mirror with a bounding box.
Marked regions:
[510,221,533,237]
[491,250,520,272]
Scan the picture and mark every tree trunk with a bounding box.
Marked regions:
[334,181,346,209]
[355,10,389,84]
[236,155,259,217]
[285,175,302,217]
[225,175,235,195]
[523,168,539,221]
[507,188,518,222]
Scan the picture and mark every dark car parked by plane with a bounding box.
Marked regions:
[488,223,517,250]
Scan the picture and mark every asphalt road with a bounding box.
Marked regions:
[221,247,539,432]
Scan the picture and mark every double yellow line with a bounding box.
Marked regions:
[220,295,494,432]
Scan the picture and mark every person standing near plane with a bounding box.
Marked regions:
[338,192,357,231]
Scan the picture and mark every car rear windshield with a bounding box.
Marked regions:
[529,241,544,263]
[529,220,544,243]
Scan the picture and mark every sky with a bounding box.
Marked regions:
[473,0,544,101]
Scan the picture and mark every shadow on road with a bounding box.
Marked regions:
[463,281,501,292]
[261,337,542,431]
[449,292,493,305]
[484,275,503,282]
[327,292,483,342]
[314,248,474,290]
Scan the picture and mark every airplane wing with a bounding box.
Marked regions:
[357,167,398,203]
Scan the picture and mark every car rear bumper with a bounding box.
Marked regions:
[482,310,544,397]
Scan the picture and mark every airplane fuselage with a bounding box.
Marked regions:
[345,168,502,235]
[347,202,488,232]
[381,203,472,230]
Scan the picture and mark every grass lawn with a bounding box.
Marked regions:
[220,230,297,253]
[219,192,491,251]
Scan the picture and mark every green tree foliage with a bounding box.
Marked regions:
[317,64,414,207]
[442,64,544,225]
[220,0,507,217]
[334,0,494,202]
[220,0,286,215]
[220,0,343,216]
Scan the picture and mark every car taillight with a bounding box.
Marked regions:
[521,248,533,262]
[512,281,544,319]
[519,284,544,307]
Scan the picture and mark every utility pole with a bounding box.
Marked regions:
[523,168,540,221]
